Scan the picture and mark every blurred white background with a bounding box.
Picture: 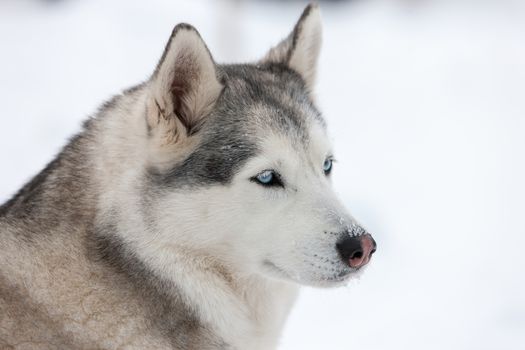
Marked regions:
[1,0,524,349]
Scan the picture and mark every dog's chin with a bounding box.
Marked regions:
[307,271,358,288]
[299,269,361,288]
[261,260,362,288]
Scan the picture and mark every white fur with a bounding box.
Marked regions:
[288,6,323,90]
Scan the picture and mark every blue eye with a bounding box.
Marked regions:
[257,170,273,184]
[323,158,333,174]
[252,170,284,188]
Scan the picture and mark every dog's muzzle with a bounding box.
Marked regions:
[336,234,377,268]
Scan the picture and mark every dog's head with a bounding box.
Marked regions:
[140,4,376,287]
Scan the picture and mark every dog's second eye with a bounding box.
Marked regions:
[323,159,333,175]
[252,170,284,188]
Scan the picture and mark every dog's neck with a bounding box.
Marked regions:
[91,215,299,349]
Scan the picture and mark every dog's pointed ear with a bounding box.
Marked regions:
[261,4,322,92]
[148,24,222,142]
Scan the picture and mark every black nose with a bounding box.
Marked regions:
[336,234,377,268]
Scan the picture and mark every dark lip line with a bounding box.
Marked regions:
[323,272,352,283]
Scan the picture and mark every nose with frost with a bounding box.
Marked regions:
[336,233,377,268]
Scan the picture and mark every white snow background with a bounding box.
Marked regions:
[1,0,524,349]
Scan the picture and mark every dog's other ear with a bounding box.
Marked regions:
[148,24,222,142]
[261,4,322,92]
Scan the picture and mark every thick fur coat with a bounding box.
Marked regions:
[0,5,375,349]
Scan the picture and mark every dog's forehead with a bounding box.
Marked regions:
[216,63,325,137]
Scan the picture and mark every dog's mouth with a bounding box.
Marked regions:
[262,259,362,286]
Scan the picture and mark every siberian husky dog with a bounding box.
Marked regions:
[0,4,376,349]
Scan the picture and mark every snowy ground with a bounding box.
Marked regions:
[1,0,525,349]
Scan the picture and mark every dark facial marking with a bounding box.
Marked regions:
[149,63,324,189]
